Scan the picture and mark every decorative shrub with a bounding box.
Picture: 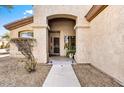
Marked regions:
[11,38,37,72]
[0,42,5,49]
[64,42,76,57]
[5,42,10,48]
[66,50,76,57]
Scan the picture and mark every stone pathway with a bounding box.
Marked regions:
[43,59,81,87]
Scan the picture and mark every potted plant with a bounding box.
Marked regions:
[69,52,73,58]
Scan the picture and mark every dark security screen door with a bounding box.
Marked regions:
[54,37,60,53]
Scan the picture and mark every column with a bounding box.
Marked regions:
[33,25,48,63]
[75,18,91,63]
[32,5,48,63]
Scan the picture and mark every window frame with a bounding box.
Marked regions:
[18,30,33,38]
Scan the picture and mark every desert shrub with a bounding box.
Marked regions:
[0,42,5,49]
[5,42,10,48]
[11,38,37,72]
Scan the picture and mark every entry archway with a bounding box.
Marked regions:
[47,14,77,57]
[47,14,77,21]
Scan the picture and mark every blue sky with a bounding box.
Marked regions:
[0,5,33,36]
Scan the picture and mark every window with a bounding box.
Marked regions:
[64,35,76,49]
[18,31,33,38]
[68,36,76,50]
[18,31,33,51]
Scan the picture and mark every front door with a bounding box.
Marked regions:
[49,31,60,56]
[53,37,60,55]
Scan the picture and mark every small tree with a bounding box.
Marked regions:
[2,32,10,40]
[0,5,13,11]
[1,32,10,49]
[11,38,37,72]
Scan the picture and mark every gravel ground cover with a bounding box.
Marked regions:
[72,63,122,87]
[0,57,52,87]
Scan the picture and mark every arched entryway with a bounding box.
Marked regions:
[47,14,77,57]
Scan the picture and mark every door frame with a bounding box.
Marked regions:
[49,31,60,56]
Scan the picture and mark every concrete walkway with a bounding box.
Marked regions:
[0,49,10,58]
[0,54,10,58]
[43,58,81,87]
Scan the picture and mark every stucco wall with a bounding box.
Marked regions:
[90,6,124,84]
[33,5,91,63]
[49,18,76,56]
[10,23,33,57]
[33,27,48,63]
[75,26,91,63]
[33,5,92,25]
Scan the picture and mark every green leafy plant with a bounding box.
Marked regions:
[11,38,37,73]
[0,5,13,12]
[0,42,4,49]
[5,42,10,48]
[64,43,76,58]
[2,32,10,40]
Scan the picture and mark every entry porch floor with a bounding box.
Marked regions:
[48,56,75,65]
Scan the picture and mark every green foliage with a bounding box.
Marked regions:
[0,42,4,49]
[0,42,10,49]
[64,43,76,57]
[66,49,76,57]
[11,38,37,73]
[0,32,10,49]
[0,5,13,11]
[2,32,10,40]
[64,43,68,49]
[5,42,10,48]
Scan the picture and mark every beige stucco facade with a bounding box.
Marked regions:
[90,6,124,84]
[10,23,33,57]
[10,5,92,63]
[7,5,124,84]
[32,5,92,63]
